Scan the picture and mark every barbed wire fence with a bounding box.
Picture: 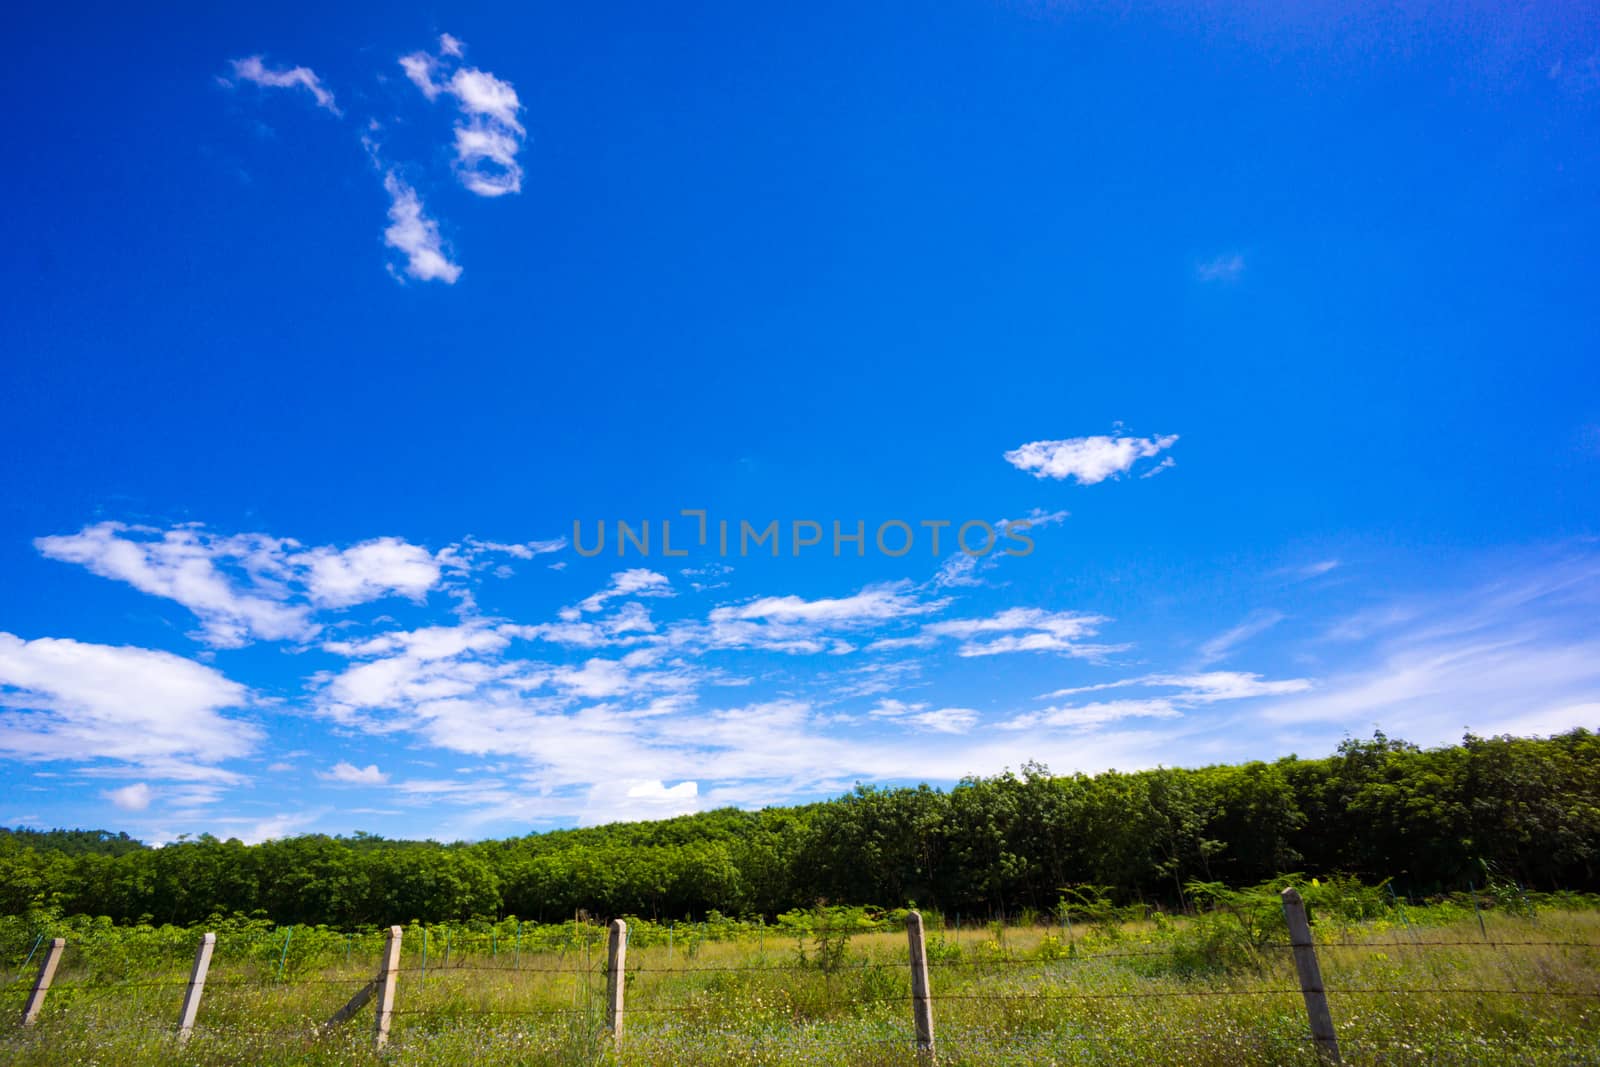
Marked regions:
[4,888,1599,1064]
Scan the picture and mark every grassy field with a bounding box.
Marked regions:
[2,904,1597,1065]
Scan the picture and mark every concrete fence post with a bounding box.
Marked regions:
[21,938,66,1027]
[1282,888,1340,1063]
[606,919,628,1045]
[176,932,216,1043]
[906,911,935,1064]
[373,925,403,1050]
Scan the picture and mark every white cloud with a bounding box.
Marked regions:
[1196,611,1284,666]
[1139,456,1177,479]
[36,523,311,648]
[230,811,324,845]
[580,779,699,825]
[382,172,462,283]
[35,522,450,648]
[930,510,1070,590]
[105,782,154,811]
[1041,670,1312,704]
[301,537,442,607]
[228,56,340,115]
[401,37,526,198]
[1224,557,1600,750]
[1152,672,1313,702]
[453,122,523,197]
[325,623,511,662]
[578,569,674,614]
[1003,698,1184,731]
[321,761,388,785]
[464,537,566,561]
[922,608,1122,659]
[725,583,930,625]
[0,633,258,774]
[448,69,524,133]
[685,581,944,656]
[515,605,658,649]
[869,700,978,734]
[1197,254,1244,281]
[1004,434,1178,484]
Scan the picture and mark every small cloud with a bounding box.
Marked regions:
[1005,433,1178,485]
[381,173,461,283]
[1197,611,1285,666]
[320,761,388,785]
[1550,54,1600,96]
[1196,254,1245,282]
[1002,698,1182,731]
[105,782,154,811]
[1139,456,1176,479]
[868,700,978,734]
[227,56,340,115]
[578,569,674,614]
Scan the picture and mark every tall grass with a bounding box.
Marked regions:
[2,906,1596,1064]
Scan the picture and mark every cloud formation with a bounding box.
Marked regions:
[226,34,525,284]
[321,761,388,785]
[401,36,527,198]
[0,633,257,777]
[1005,433,1178,484]
[381,173,462,283]
[1196,253,1245,282]
[35,523,462,647]
[227,56,340,115]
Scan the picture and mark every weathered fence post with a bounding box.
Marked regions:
[1282,888,1340,1063]
[374,925,402,1051]
[176,932,216,1043]
[906,911,935,1063]
[606,919,628,1045]
[21,938,65,1027]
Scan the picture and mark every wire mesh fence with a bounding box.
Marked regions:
[3,903,1599,1065]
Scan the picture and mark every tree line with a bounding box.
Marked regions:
[2,729,1596,928]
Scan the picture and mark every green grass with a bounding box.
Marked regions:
[2,909,1597,1065]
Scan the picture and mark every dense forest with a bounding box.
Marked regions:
[3,730,1597,928]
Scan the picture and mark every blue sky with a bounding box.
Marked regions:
[2,1,1597,843]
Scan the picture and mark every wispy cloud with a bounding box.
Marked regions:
[1256,558,1600,745]
[1196,253,1244,282]
[1196,610,1285,666]
[226,56,340,115]
[576,569,674,614]
[869,699,979,734]
[1013,670,1311,731]
[33,522,524,647]
[226,34,525,283]
[1002,698,1183,731]
[36,523,312,647]
[1283,559,1341,581]
[921,608,1123,659]
[1005,433,1178,484]
[1042,670,1312,704]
